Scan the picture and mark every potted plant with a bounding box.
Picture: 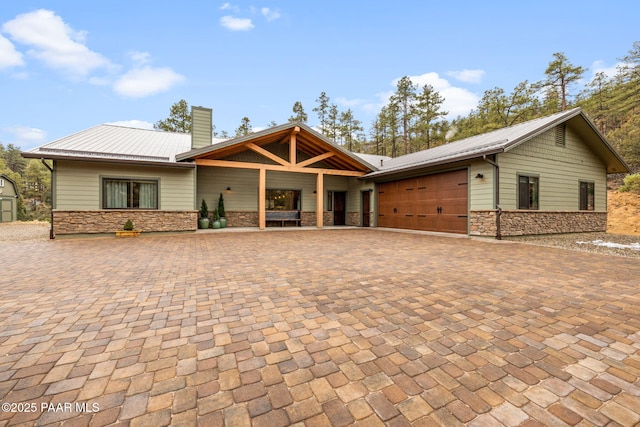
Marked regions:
[116,219,141,237]
[199,199,210,229]
[218,193,227,228]
[212,208,221,229]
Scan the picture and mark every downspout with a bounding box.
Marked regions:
[483,154,501,240]
[41,159,54,240]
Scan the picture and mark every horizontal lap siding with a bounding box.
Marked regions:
[499,128,607,211]
[469,160,495,210]
[197,167,258,211]
[55,161,194,210]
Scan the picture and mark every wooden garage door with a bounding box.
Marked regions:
[377,169,468,233]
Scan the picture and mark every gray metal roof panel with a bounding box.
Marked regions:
[365,108,585,178]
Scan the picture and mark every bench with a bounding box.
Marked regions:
[266,210,302,227]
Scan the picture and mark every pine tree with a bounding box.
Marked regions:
[154,99,192,133]
[313,92,330,134]
[235,117,252,137]
[542,52,586,111]
[288,101,308,123]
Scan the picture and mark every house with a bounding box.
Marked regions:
[0,174,19,222]
[22,107,628,238]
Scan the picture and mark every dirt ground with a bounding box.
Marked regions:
[607,190,640,235]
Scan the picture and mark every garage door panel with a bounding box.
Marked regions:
[377,169,468,234]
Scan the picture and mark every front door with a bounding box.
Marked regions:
[361,191,371,227]
[333,191,346,225]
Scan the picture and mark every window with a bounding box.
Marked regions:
[579,181,595,210]
[327,191,333,211]
[555,124,566,147]
[265,189,301,210]
[103,178,158,209]
[518,175,539,210]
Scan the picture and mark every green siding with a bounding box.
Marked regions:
[55,161,195,210]
[499,127,607,211]
[469,160,495,210]
[197,167,259,211]
[191,107,212,149]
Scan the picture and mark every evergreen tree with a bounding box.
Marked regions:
[412,84,448,149]
[313,92,330,134]
[391,76,418,155]
[326,104,340,142]
[154,99,192,133]
[542,52,586,111]
[235,117,253,137]
[338,109,363,151]
[288,101,308,123]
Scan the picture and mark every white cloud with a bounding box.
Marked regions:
[106,120,155,130]
[384,72,479,118]
[261,8,281,21]
[0,34,24,69]
[590,60,621,80]
[220,3,239,12]
[113,66,185,98]
[5,126,46,143]
[336,97,365,108]
[220,15,254,31]
[128,50,151,66]
[446,69,485,84]
[2,9,112,77]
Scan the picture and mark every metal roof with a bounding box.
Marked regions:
[365,108,629,179]
[22,124,227,167]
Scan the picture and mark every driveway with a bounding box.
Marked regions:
[1,229,639,426]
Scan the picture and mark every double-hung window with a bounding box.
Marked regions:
[518,175,539,210]
[103,178,158,209]
[579,181,595,211]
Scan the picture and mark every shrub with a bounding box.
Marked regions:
[619,173,640,194]
[200,199,209,219]
[218,193,225,218]
[123,220,134,231]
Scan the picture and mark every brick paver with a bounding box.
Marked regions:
[1,229,639,426]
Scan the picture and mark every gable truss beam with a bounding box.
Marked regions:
[245,142,290,167]
[296,152,335,168]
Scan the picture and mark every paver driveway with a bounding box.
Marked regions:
[1,229,639,426]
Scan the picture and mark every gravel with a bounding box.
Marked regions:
[505,232,640,258]
[2,222,639,258]
[0,221,50,242]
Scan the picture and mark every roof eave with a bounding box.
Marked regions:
[363,148,504,181]
[21,151,196,169]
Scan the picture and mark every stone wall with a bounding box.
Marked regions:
[347,212,360,226]
[470,210,607,237]
[53,210,197,235]
[225,211,258,227]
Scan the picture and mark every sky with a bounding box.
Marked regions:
[0,1,638,151]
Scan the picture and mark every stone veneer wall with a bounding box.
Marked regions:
[347,212,360,226]
[226,211,335,227]
[53,210,197,235]
[225,211,258,227]
[470,210,607,237]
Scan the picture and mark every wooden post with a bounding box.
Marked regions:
[259,168,266,230]
[289,127,299,165]
[316,172,324,228]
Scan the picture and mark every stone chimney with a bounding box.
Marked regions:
[191,106,212,149]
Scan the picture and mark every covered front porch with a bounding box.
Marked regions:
[178,121,375,229]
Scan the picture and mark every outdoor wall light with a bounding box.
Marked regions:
[475,173,484,179]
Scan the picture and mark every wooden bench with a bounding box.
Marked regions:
[266,210,302,227]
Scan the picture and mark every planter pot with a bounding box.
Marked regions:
[219,217,227,228]
[116,230,141,237]
[212,220,221,229]
[198,218,210,229]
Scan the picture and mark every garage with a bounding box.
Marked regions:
[377,169,468,233]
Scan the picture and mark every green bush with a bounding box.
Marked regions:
[123,220,134,231]
[619,173,640,194]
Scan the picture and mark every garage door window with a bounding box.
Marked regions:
[518,175,539,210]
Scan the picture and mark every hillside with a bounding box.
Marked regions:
[608,190,640,236]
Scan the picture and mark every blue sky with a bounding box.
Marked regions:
[1,1,638,150]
